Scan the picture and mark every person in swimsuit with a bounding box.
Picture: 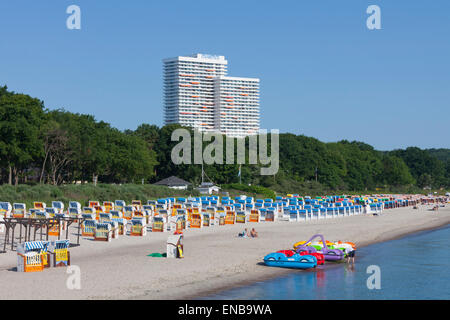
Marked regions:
[347,248,356,264]
[238,228,249,238]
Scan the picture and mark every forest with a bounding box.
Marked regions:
[1,85,449,194]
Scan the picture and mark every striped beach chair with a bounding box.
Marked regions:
[130,217,147,236]
[13,203,26,218]
[103,201,114,213]
[218,212,226,226]
[319,208,326,219]
[45,207,57,218]
[0,203,11,229]
[114,200,126,213]
[205,207,216,224]
[112,218,127,235]
[152,216,165,232]
[190,212,203,228]
[16,241,50,272]
[99,212,112,223]
[34,211,49,220]
[289,210,299,222]
[312,208,320,220]
[298,209,308,222]
[143,205,154,223]
[95,222,112,241]
[50,239,70,267]
[88,201,100,208]
[52,201,64,214]
[83,207,95,215]
[131,200,142,211]
[338,207,345,218]
[265,209,275,222]
[235,211,246,224]
[110,210,122,219]
[69,201,81,211]
[68,207,81,220]
[175,215,186,232]
[202,213,210,227]
[81,219,97,237]
[249,209,260,223]
[225,211,235,225]
[259,208,267,221]
[123,205,135,220]
[107,221,119,239]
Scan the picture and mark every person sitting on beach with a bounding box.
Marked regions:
[238,228,249,238]
[250,228,258,238]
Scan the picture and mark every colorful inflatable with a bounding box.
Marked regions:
[294,234,346,261]
[264,252,317,269]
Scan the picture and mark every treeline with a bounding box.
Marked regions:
[0,85,449,193]
[0,86,157,185]
[0,184,199,210]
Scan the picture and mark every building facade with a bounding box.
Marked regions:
[163,54,260,138]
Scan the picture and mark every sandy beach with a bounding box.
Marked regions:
[1,204,449,300]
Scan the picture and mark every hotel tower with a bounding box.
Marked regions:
[163,54,260,138]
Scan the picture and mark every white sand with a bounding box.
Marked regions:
[0,204,449,300]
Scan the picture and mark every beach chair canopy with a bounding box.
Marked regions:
[0,202,12,212]
[52,201,64,209]
[25,241,48,251]
[115,200,126,206]
[53,239,70,249]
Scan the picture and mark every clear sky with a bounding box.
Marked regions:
[1,0,449,150]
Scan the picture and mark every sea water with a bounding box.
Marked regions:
[201,224,450,300]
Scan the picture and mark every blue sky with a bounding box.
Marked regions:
[0,0,449,150]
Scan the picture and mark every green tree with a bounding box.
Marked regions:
[0,92,45,185]
[381,156,415,186]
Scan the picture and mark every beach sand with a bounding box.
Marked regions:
[0,204,449,300]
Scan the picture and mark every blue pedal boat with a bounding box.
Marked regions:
[263,252,317,269]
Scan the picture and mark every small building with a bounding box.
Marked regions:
[196,182,221,195]
[153,176,191,190]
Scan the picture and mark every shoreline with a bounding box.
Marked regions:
[174,218,450,300]
[1,205,449,300]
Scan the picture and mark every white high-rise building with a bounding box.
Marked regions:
[163,54,260,138]
[214,76,260,137]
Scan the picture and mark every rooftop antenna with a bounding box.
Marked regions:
[201,163,214,185]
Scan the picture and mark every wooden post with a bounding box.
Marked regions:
[28,219,32,242]
[2,222,8,252]
[11,223,15,251]
[58,218,61,240]
[19,223,22,244]
[77,219,81,245]
[65,219,70,240]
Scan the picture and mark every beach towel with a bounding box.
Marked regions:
[147,253,167,258]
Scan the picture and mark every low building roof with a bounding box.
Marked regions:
[153,176,191,187]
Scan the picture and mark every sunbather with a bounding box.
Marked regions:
[238,228,249,238]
